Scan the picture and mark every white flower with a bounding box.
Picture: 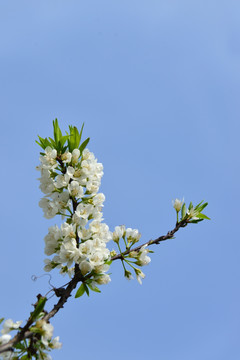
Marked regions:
[68,181,84,198]
[38,170,55,194]
[40,147,57,170]
[79,240,93,255]
[50,336,62,349]
[61,151,72,163]
[59,238,80,267]
[125,228,141,243]
[61,222,76,238]
[79,260,92,275]
[36,320,53,347]
[172,198,184,212]
[1,319,22,334]
[113,225,125,243]
[0,334,11,344]
[124,270,134,280]
[55,174,70,188]
[138,245,151,266]
[72,149,80,164]
[39,198,59,219]
[82,149,95,161]
[44,259,53,272]
[135,269,145,285]
[95,274,111,285]
[44,225,61,256]
[75,203,93,220]
[92,193,105,206]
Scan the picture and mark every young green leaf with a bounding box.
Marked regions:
[88,283,101,293]
[188,201,193,210]
[15,342,26,350]
[83,283,90,296]
[75,283,85,298]
[181,203,186,219]
[196,213,210,220]
[53,118,62,144]
[79,137,90,154]
[30,297,47,321]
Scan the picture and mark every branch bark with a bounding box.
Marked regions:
[0,219,187,354]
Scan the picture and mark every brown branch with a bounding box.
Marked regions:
[0,219,188,355]
[0,271,83,354]
[111,219,188,261]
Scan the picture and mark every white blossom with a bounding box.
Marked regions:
[55,174,70,188]
[173,198,184,212]
[68,181,84,198]
[61,151,72,163]
[113,225,126,242]
[50,336,62,349]
[138,245,151,266]
[125,228,141,243]
[1,319,22,335]
[71,149,80,164]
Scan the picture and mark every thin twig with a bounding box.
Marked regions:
[0,220,187,354]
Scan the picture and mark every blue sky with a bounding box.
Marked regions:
[0,1,239,359]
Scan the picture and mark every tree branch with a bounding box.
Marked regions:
[111,219,188,261]
[0,219,188,354]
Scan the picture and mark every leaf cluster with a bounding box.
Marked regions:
[180,200,210,224]
[36,119,90,155]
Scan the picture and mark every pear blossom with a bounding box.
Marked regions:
[68,181,84,198]
[135,269,145,285]
[173,198,184,212]
[95,274,111,285]
[79,260,93,275]
[50,336,62,350]
[138,245,151,266]
[61,151,72,163]
[1,319,22,334]
[125,228,141,244]
[71,149,80,164]
[59,238,80,267]
[113,225,126,242]
[55,174,70,188]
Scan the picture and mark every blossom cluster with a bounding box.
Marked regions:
[0,319,61,359]
[36,121,152,289]
[37,146,112,285]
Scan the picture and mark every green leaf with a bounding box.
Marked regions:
[79,137,90,154]
[194,200,204,209]
[181,203,186,219]
[68,126,83,152]
[30,297,47,320]
[75,283,85,298]
[188,201,193,210]
[88,283,101,293]
[36,136,52,150]
[60,135,69,148]
[105,260,112,266]
[79,123,84,144]
[48,137,56,148]
[83,283,90,296]
[197,202,208,212]
[53,118,62,144]
[197,213,211,220]
[189,219,204,224]
[0,317,4,324]
[15,342,26,350]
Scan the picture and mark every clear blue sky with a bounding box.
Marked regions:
[0,1,239,359]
